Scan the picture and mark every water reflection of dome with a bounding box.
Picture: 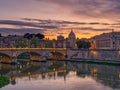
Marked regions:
[11,77,16,85]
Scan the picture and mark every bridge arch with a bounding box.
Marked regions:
[17,52,42,61]
[0,53,11,63]
[29,52,42,61]
[49,51,66,60]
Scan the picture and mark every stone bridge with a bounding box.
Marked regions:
[0,48,67,63]
[0,48,120,63]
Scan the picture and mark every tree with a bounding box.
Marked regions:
[30,37,39,48]
[24,33,32,40]
[45,40,53,48]
[16,37,27,48]
[76,40,91,49]
[24,33,44,40]
[0,33,2,37]
[23,33,34,47]
[35,33,44,39]
[23,33,45,47]
[0,75,10,88]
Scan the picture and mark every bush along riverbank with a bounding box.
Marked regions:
[0,75,10,88]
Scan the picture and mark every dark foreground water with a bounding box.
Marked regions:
[0,61,120,90]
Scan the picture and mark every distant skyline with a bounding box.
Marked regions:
[0,0,120,39]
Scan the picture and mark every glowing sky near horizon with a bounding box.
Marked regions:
[0,0,120,39]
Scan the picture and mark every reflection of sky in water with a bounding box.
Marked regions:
[1,73,112,90]
[0,61,120,90]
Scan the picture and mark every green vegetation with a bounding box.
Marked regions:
[16,37,27,48]
[45,40,53,48]
[30,37,39,48]
[23,33,44,47]
[17,53,30,59]
[0,75,10,88]
[76,40,91,49]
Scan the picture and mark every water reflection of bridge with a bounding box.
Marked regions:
[10,69,66,79]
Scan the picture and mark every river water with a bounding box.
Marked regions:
[0,61,120,90]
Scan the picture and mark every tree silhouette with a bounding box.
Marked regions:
[16,37,27,48]
[24,33,44,40]
[24,33,32,40]
[23,33,44,47]
[0,33,2,37]
[76,40,91,49]
[35,33,44,39]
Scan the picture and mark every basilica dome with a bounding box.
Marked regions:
[68,30,76,39]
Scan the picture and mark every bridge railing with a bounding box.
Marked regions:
[0,48,67,51]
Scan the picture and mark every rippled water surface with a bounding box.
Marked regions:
[0,61,120,90]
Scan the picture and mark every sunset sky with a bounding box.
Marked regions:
[0,0,120,39]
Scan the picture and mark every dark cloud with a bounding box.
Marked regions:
[22,18,112,25]
[79,27,112,31]
[40,25,58,29]
[55,21,86,25]
[22,18,87,25]
[58,27,112,32]
[0,28,44,35]
[0,20,59,29]
[0,20,38,27]
[22,18,40,22]
[101,23,112,25]
[0,19,115,36]
[88,22,101,25]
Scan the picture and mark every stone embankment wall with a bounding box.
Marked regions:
[70,49,120,60]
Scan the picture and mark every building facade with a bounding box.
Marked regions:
[53,30,76,49]
[1,35,20,48]
[53,35,66,48]
[0,30,77,49]
[90,31,120,49]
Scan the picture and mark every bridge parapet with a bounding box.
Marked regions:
[0,48,67,51]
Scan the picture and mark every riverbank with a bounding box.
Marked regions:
[60,58,120,65]
[1,58,120,65]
